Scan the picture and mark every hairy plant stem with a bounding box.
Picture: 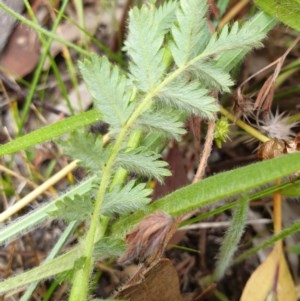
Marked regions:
[110,130,143,189]
[69,87,161,300]
[69,129,128,300]
[220,106,269,142]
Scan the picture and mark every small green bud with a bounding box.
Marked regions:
[214,117,230,148]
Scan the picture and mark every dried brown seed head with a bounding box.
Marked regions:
[118,211,179,265]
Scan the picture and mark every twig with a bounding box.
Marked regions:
[218,0,251,30]
[0,160,78,223]
[193,119,215,183]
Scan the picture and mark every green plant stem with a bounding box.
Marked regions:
[214,289,231,301]
[63,49,79,114]
[69,78,168,300]
[68,168,113,299]
[220,106,269,142]
[46,54,74,114]
[234,218,300,264]
[288,113,300,123]
[69,113,146,299]
[110,129,143,188]
[273,179,283,252]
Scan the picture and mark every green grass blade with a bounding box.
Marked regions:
[0,110,102,156]
[0,248,81,295]
[0,176,96,244]
[255,0,300,31]
[235,219,300,263]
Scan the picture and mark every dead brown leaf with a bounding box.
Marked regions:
[114,258,183,301]
[0,22,40,78]
[240,248,296,301]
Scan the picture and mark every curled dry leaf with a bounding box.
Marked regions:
[118,211,180,265]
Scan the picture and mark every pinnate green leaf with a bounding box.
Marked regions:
[157,79,218,118]
[202,21,265,58]
[94,237,126,258]
[49,195,94,223]
[59,130,108,173]
[170,0,209,66]
[102,181,151,216]
[79,56,134,130]
[215,12,276,72]
[154,0,178,34]
[189,61,233,92]
[116,148,171,183]
[124,5,167,92]
[136,108,186,140]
